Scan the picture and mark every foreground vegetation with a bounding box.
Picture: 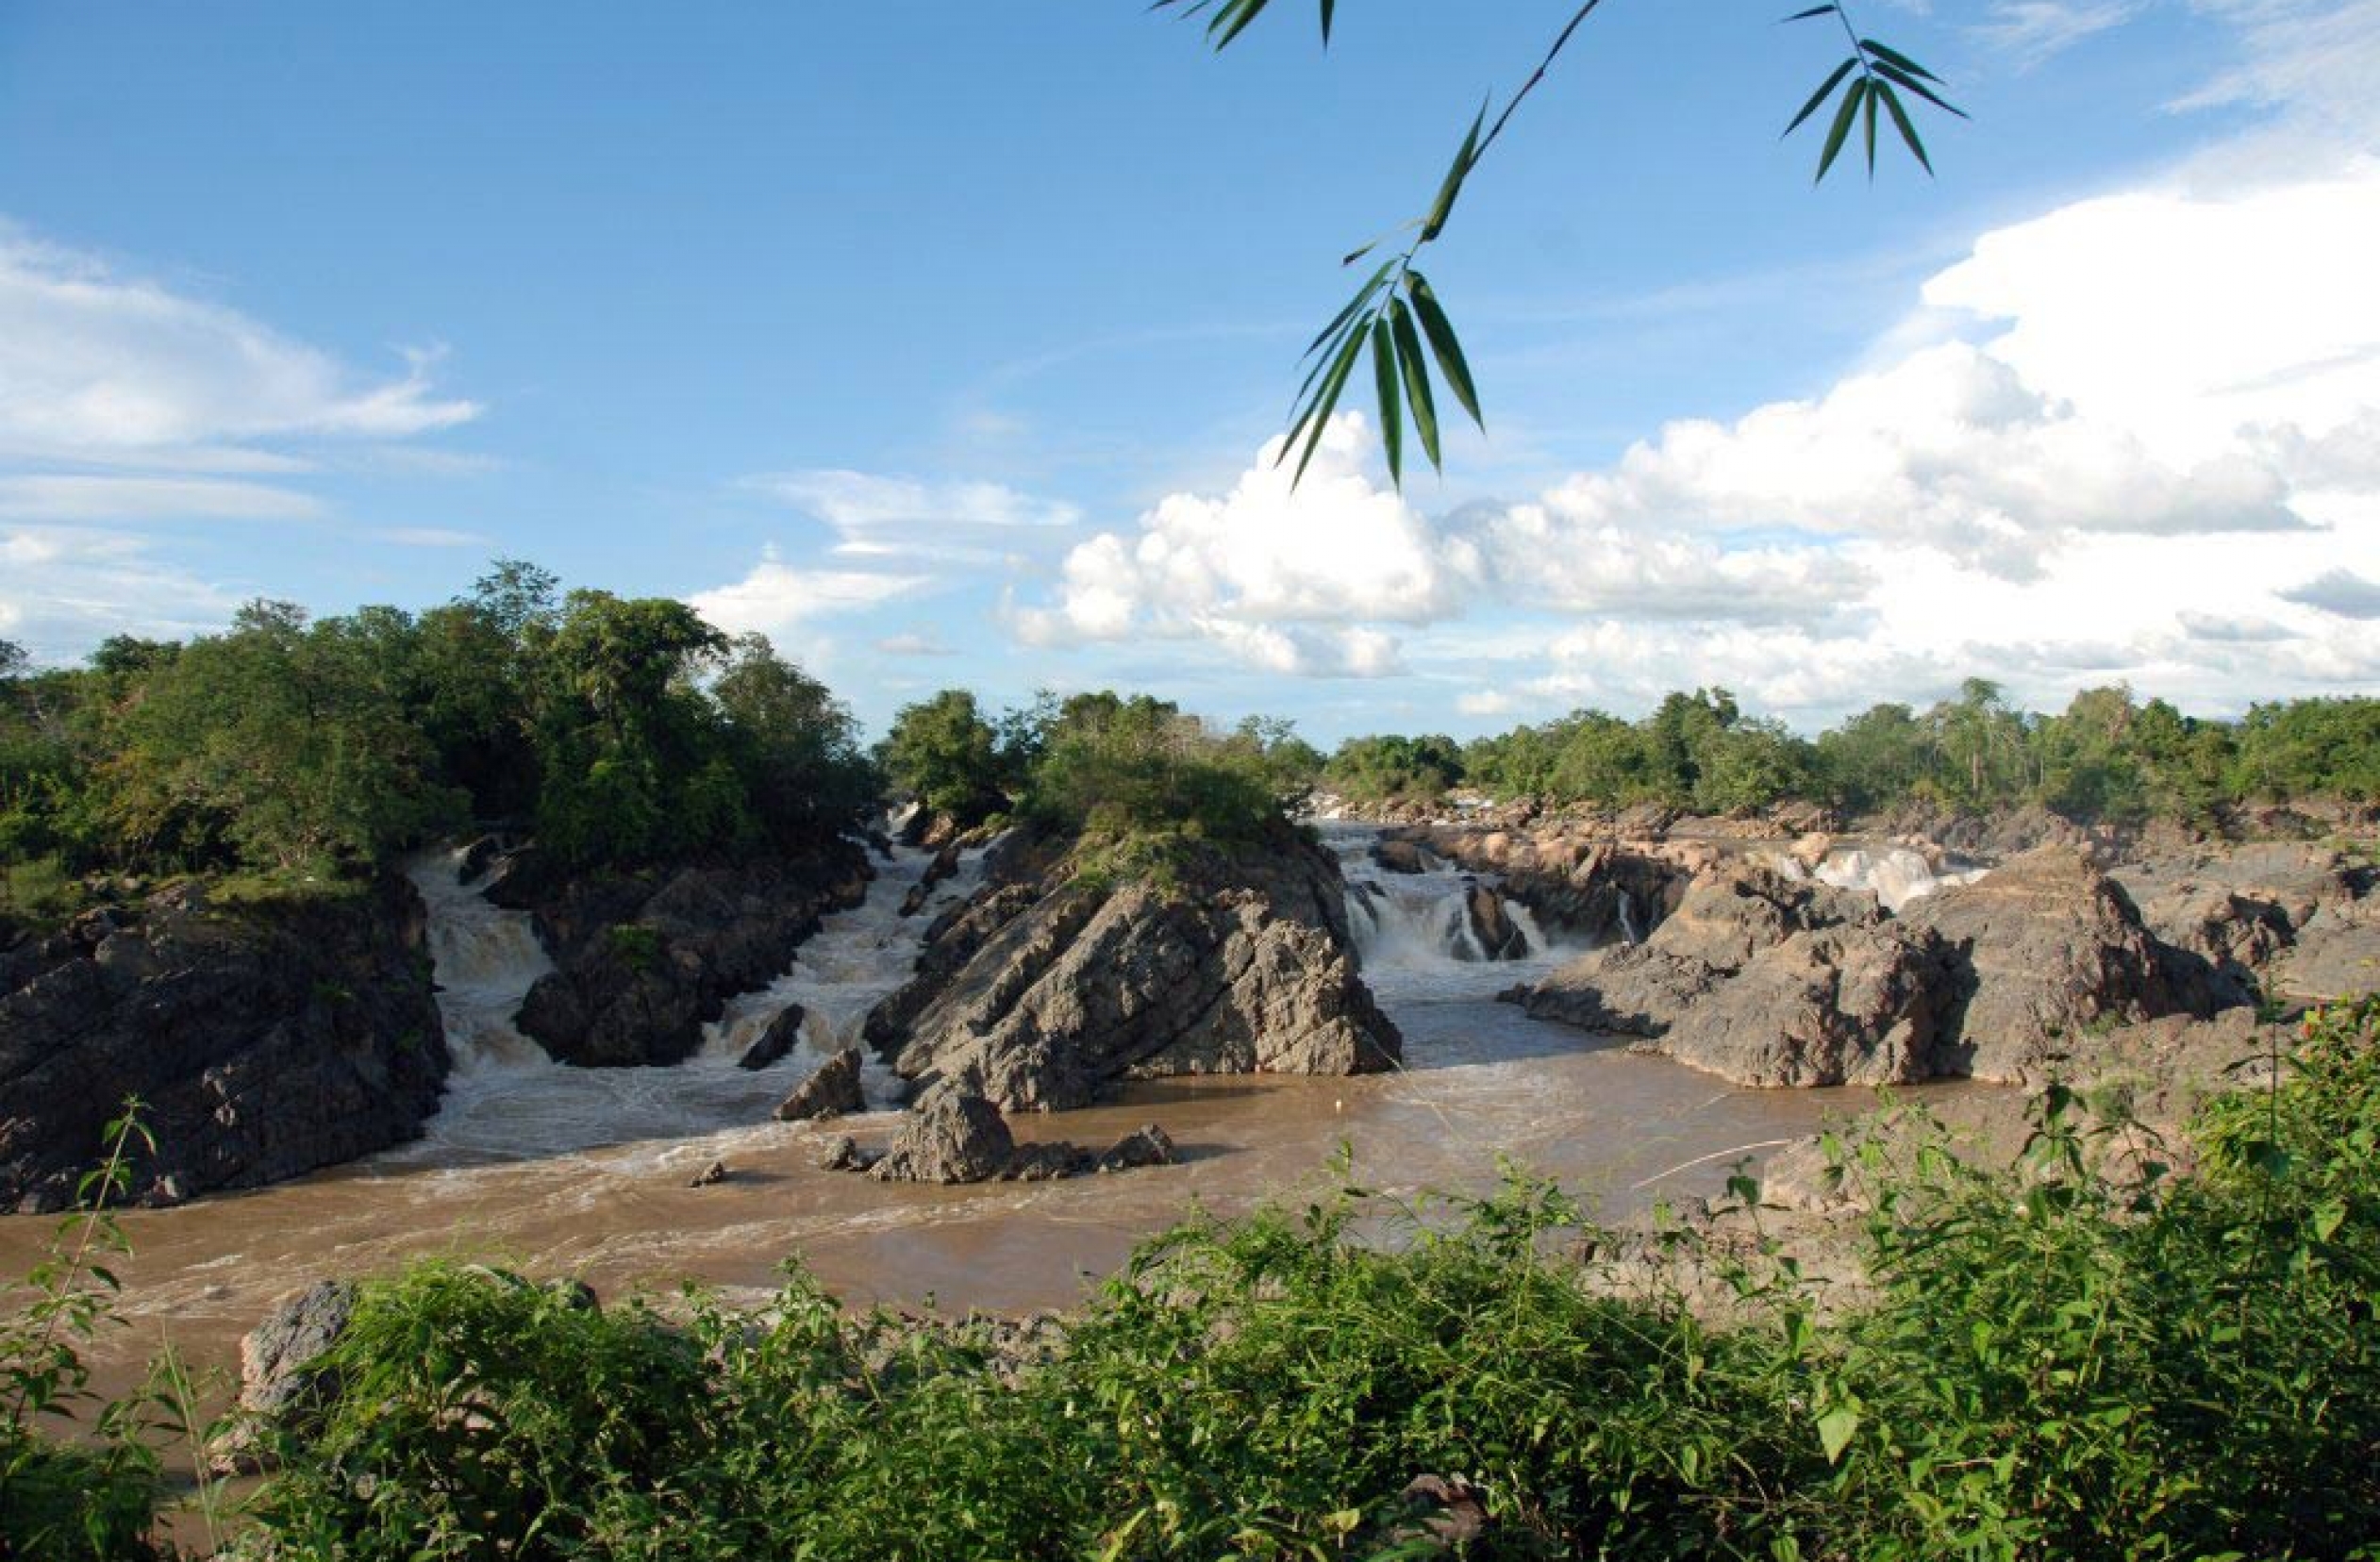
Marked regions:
[1327,681,2380,823]
[8,1000,2376,1559]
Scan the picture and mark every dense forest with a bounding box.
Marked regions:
[9,566,2379,932]
[1323,680,2380,822]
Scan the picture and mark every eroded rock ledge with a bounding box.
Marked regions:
[0,876,449,1213]
[862,821,1401,1111]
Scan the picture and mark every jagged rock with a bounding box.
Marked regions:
[900,841,966,918]
[870,1091,1015,1184]
[775,1048,866,1122]
[817,1135,874,1172]
[1651,922,1956,1087]
[1515,864,1873,1036]
[1455,881,1529,961]
[688,1158,730,1187]
[504,845,870,1069]
[0,877,449,1213]
[1899,846,2197,1083]
[2278,901,2380,1005]
[1097,1123,1177,1172]
[866,823,1399,1112]
[1372,837,1431,874]
[738,1005,806,1071]
[212,1279,356,1471]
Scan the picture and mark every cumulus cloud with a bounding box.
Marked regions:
[688,548,929,642]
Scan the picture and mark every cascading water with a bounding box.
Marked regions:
[1320,823,1573,1003]
[386,840,980,1166]
[1768,843,1988,913]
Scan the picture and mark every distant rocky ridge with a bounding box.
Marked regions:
[862,821,1401,1111]
[0,876,449,1213]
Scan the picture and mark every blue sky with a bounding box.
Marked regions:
[4,1,2377,742]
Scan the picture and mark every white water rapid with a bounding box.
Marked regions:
[1770,843,1988,913]
[1321,822,1579,1001]
[390,841,980,1166]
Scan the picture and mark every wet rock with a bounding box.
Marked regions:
[1097,1123,1177,1172]
[1371,836,1431,874]
[0,876,450,1213]
[1456,881,1529,961]
[899,841,966,918]
[1003,1140,1096,1181]
[817,1135,874,1172]
[774,1047,867,1122]
[867,823,1398,1113]
[688,1158,730,1188]
[738,1005,806,1071]
[870,1091,1015,1184]
[1899,846,2198,1083]
[213,1279,356,1471]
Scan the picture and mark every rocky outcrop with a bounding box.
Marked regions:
[1514,866,1877,1036]
[775,1047,866,1121]
[847,1089,1179,1185]
[1652,922,1956,1087]
[0,878,449,1213]
[737,1005,806,1071]
[1456,883,1530,961]
[2115,841,2375,1007]
[496,842,871,1067]
[864,823,1399,1112]
[211,1279,358,1471]
[1899,846,2200,1082]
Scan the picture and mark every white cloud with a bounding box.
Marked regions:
[1975,0,2143,64]
[0,474,322,522]
[0,232,478,458]
[1456,690,1516,718]
[2282,568,2380,619]
[0,528,242,660]
[751,469,1080,567]
[2175,0,2380,143]
[688,548,929,642]
[373,525,492,548]
[876,632,957,657]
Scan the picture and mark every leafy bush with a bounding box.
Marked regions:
[234,1002,2380,1560]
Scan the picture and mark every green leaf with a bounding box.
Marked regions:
[1420,103,1488,243]
[1783,58,1858,139]
[2313,1200,2347,1241]
[1817,1404,1861,1464]
[1859,38,1942,83]
[1305,259,1395,357]
[1406,272,1482,427]
[1868,58,1968,119]
[1863,75,1879,175]
[1372,317,1404,488]
[1389,298,1440,471]
[1876,82,1934,174]
[1319,0,1335,43]
[1781,3,1836,18]
[1815,76,1868,183]
[1290,324,1368,484]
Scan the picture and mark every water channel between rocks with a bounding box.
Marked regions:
[0,823,1989,1390]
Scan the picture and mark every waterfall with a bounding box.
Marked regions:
[1318,823,1577,1005]
[1767,843,1989,912]
[391,839,980,1164]
[1615,889,1641,947]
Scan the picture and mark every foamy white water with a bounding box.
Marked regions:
[386,840,981,1166]
[1783,844,1988,912]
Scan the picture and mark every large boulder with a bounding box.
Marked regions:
[870,1090,1015,1184]
[0,878,449,1213]
[775,1047,866,1122]
[1456,882,1530,961]
[1650,922,1956,1087]
[865,823,1399,1112]
[1899,846,2196,1083]
[211,1279,358,1471]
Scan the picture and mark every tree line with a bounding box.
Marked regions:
[0,562,877,922]
[1323,679,2380,820]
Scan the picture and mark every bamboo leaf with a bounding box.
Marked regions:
[1858,38,1942,83]
[1863,75,1879,175]
[1783,58,1858,139]
[1289,324,1369,483]
[1420,104,1488,243]
[1877,82,1934,174]
[1781,4,1836,19]
[1305,260,1395,357]
[1390,298,1441,471]
[1372,317,1404,488]
[1320,0,1335,43]
[1406,272,1482,427]
[1869,59,1968,119]
[1815,77,1867,183]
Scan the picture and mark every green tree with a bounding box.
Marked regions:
[878,690,1007,827]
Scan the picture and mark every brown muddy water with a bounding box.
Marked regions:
[0,823,1984,1404]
